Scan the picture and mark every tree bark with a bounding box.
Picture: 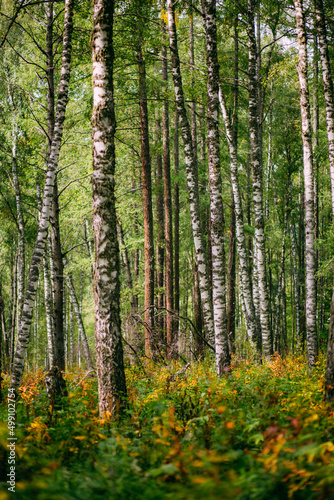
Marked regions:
[161,28,174,358]
[50,179,65,371]
[6,72,25,327]
[247,0,272,359]
[155,93,165,340]
[291,224,301,348]
[45,0,66,374]
[218,85,260,351]
[10,0,74,390]
[66,272,93,371]
[202,0,230,374]
[174,110,180,340]
[294,0,318,370]
[92,0,127,415]
[167,0,215,346]
[11,134,25,325]
[314,0,334,399]
[137,43,155,357]
[227,16,238,355]
[117,220,137,312]
[36,183,54,368]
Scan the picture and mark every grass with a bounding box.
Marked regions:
[0,353,334,499]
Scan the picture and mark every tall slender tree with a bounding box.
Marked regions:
[294,0,317,370]
[247,0,272,359]
[218,86,260,351]
[314,0,334,399]
[10,0,74,390]
[137,43,155,357]
[161,15,174,358]
[92,0,127,415]
[202,0,230,373]
[167,0,215,346]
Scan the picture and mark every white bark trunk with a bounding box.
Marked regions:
[66,273,93,371]
[218,85,261,351]
[10,0,74,389]
[167,0,215,346]
[203,0,230,373]
[314,0,334,223]
[247,0,272,359]
[36,183,54,369]
[294,0,317,369]
[92,0,127,415]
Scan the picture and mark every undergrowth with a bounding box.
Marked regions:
[0,354,334,499]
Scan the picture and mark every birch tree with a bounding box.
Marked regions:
[247,0,272,359]
[92,0,127,415]
[294,0,317,370]
[314,0,334,400]
[36,183,54,368]
[166,0,215,346]
[65,272,93,372]
[218,85,260,351]
[10,0,74,390]
[202,0,230,373]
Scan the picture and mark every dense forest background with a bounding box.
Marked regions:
[1,0,334,497]
[1,0,334,376]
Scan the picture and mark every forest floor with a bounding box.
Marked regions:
[0,354,334,499]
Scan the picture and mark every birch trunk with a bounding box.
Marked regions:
[174,110,180,339]
[11,133,25,324]
[66,273,93,371]
[189,12,204,355]
[45,0,66,373]
[36,183,54,368]
[9,252,17,369]
[218,85,260,351]
[314,0,334,223]
[247,0,272,359]
[202,0,230,373]
[50,179,65,371]
[6,72,25,326]
[291,224,301,348]
[167,0,215,345]
[314,0,334,399]
[43,247,54,368]
[294,0,317,370]
[10,0,74,389]
[92,0,127,415]
[227,16,238,355]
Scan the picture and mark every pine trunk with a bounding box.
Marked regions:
[137,45,155,357]
[161,33,174,359]
[155,95,165,339]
